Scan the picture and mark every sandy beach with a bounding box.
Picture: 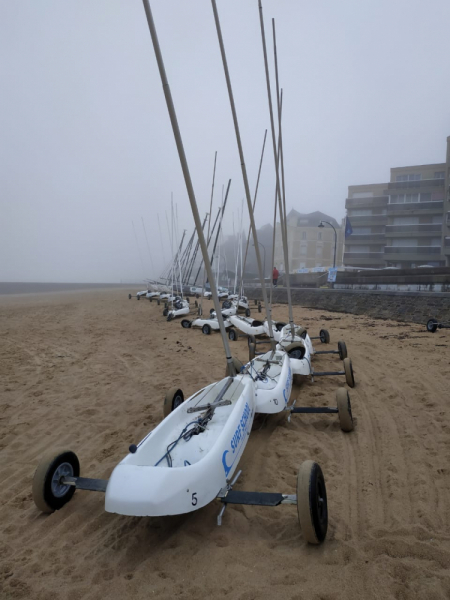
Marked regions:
[1,288,449,600]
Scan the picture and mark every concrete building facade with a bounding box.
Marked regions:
[274,210,344,272]
[344,136,450,269]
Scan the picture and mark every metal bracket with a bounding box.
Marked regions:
[61,476,108,493]
[187,400,231,413]
[217,469,242,526]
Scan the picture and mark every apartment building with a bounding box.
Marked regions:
[274,210,344,272]
[344,136,450,268]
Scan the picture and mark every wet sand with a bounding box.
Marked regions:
[1,289,449,600]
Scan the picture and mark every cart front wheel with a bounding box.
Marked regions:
[32,450,80,514]
[427,318,438,333]
[336,388,353,432]
[245,308,251,317]
[297,460,328,544]
[228,329,237,341]
[163,388,184,418]
[343,357,355,388]
[319,329,330,344]
[338,340,347,360]
[202,324,211,335]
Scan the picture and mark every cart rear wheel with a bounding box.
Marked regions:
[245,308,251,317]
[137,294,140,300]
[194,300,198,308]
[427,318,438,333]
[128,294,132,300]
[157,298,161,305]
[163,308,168,317]
[32,450,80,513]
[296,460,328,544]
[258,303,262,313]
[249,342,256,361]
[338,340,347,360]
[167,313,173,322]
[343,357,355,388]
[181,319,192,328]
[228,329,237,341]
[254,299,258,305]
[202,324,211,335]
[163,388,184,418]
[336,388,353,432]
[319,329,330,344]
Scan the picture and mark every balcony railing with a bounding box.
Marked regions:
[445,238,450,247]
[347,216,388,224]
[387,201,443,212]
[345,196,388,208]
[386,179,445,191]
[343,252,384,260]
[345,234,385,242]
[385,224,442,233]
[384,247,441,255]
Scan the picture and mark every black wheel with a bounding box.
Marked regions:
[137,294,140,300]
[319,329,330,344]
[181,319,192,329]
[245,308,251,317]
[297,461,328,544]
[164,301,168,308]
[210,308,215,315]
[249,342,256,361]
[194,300,198,308]
[128,294,132,300]
[288,346,305,360]
[427,318,438,333]
[254,299,258,306]
[228,329,237,341]
[163,308,168,317]
[196,293,199,299]
[202,324,211,335]
[157,298,161,305]
[338,340,347,360]
[247,334,256,347]
[336,388,353,432]
[149,297,152,302]
[32,450,80,513]
[258,303,262,313]
[167,313,173,322]
[343,357,355,388]
[163,387,184,418]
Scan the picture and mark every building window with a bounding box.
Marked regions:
[420,193,432,202]
[434,172,445,179]
[316,246,323,258]
[301,231,307,240]
[352,227,371,234]
[347,209,372,216]
[391,216,419,225]
[431,191,445,201]
[300,244,307,255]
[396,174,421,182]
[318,232,322,241]
[299,262,306,268]
[391,239,418,247]
[346,246,370,253]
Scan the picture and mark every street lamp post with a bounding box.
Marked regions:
[253,241,266,281]
[318,221,337,269]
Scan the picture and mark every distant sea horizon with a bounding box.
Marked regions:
[0,282,144,295]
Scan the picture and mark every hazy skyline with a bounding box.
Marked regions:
[1,0,449,282]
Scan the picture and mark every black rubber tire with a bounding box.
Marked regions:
[164,301,168,308]
[32,450,80,513]
[128,294,132,300]
[194,300,198,308]
[258,303,262,313]
[336,388,353,432]
[163,308,168,317]
[167,313,173,322]
[202,324,211,335]
[228,329,237,341]
[338,340,347,360]
[296,460,328,544]
[196,293,199,299]
[225,357,244,377]
[254,299,258,306]
[163,388,184,418]
[343,357,355,388]
[427,318,438,333]
[245,308,251,317]
[149,297,152,302]
[181,319,192,329]
[210,308,215,315]
[249,342,256,361]
[319,329,330,344]
[137,295,140,300]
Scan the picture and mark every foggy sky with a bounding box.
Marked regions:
[1,0,449,283]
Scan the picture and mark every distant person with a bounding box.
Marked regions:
[272,266,279,287]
